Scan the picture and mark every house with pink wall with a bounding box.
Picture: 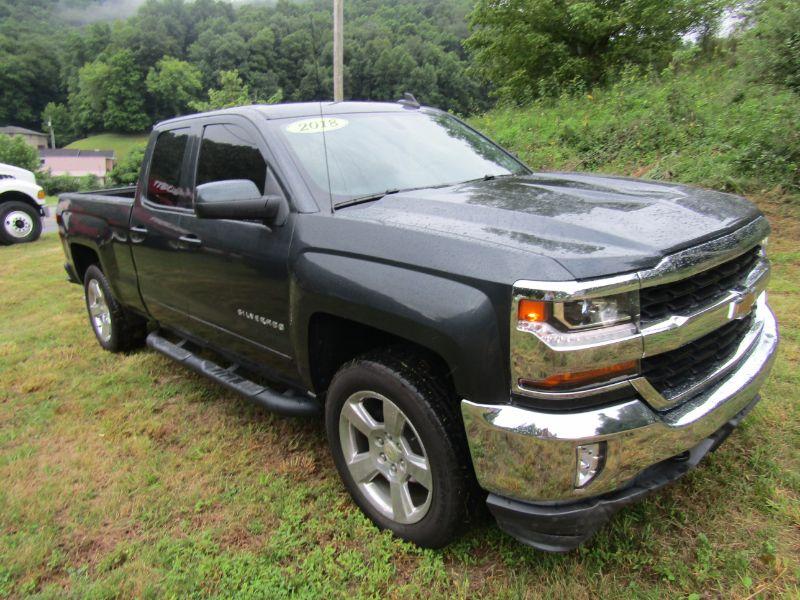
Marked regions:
[39,149,115,179]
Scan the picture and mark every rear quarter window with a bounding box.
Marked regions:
[147,129,191,209]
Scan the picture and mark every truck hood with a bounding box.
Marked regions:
[0,162,36,184]
[340,172,762,280]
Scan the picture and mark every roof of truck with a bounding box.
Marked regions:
[252,101,429,119]
[158,101,435,128]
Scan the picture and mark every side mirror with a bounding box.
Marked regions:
[195,179,283,222]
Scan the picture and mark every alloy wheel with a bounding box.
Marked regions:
[338,390,433,524]
[87,279,112,343]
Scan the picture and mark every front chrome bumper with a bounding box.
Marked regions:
[461,298,778,504]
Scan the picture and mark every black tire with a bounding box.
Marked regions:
[0,201,42,245]
[325,347,475,548]
[83,264,146,352]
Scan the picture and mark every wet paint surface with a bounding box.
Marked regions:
[340,172,760,279]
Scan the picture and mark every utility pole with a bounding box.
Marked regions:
[47,119,55,149]
[333,0,343,101]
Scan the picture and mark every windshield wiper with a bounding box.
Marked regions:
[334,177,501,210]
[334,189,401,210]
[462,173,515,185]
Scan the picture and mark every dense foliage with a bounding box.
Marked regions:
[36,171,101,195]
[0,135,39,171]
[0,0,483,140]
[740,0,800,91]
[0,0,797,205]
[464,0,732,104]
[108,144,147,185]
[471,58,800,197]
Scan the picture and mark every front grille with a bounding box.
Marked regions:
[640,246,760,322]
[641,315,753,400]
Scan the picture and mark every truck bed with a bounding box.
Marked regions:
[57,187,136,228]
[70,186,136,199]
[57,186,140,307]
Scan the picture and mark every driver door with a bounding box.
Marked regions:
[177,118,297,377]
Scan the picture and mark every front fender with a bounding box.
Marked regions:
[290,250,510,404]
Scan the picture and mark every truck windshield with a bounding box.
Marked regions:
[266,110,529,206]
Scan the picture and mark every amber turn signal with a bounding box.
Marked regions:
[521,360,638,389]
[37,189,46,199]
[518,299,547,322]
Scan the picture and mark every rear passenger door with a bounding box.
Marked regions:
[129,126,196,331]
[178,117,297,377]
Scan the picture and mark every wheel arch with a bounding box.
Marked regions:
[306,312,457,400]
[0,191,44,215]
[69,243,101,283]
[291,251,509,404]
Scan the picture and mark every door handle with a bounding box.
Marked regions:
[129,225,148,243]
[178,234,202,247]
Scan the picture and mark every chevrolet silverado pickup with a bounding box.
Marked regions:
[1,162,48,244]
[56,101,778,551]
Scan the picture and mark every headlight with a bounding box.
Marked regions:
[518,291,638,331]
[513,287,641,395]
[554,292,636,330]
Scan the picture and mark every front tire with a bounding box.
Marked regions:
[83,265,146,352]
[0,201,42,245]
[325,348,474,548]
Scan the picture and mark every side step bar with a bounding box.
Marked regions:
[146,332,321,417]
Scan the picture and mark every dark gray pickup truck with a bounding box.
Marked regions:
[57,101,778,551]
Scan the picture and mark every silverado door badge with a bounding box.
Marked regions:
[237,308,286,331]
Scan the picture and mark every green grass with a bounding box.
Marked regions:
[66,133,148,162]
[0,197,798,598]
[470,64,800,201]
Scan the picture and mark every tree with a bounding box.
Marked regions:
[41,102,77,148]
[189,69,258,111]
[0,135,39,171]
[741,0,800,91]
[70,50,151,133]
[0,39,62,128]
[108,144,147,185]
[146,57,203,120]
[465,0,733,104]
[2,0,486,129]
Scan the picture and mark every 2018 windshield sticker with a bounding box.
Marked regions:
[286,117,348,134]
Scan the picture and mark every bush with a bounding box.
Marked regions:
[107,144,146,186]
[36,171,100,195]
[0,135,39,171]
[470,61,800,196]
[741,0,800,92]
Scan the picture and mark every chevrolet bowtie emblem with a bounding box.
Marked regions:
[729,289,757,320]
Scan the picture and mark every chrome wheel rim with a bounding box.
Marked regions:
[339,391,433,524]
[4,210,34,239]
[87,279,112,343]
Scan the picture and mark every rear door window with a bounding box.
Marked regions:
[196,123,267,194]
[146,128,191,208]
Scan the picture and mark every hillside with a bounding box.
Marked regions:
[471,63,800,204]
[66,133,149,161]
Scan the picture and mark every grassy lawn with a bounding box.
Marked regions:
[66,134,148,162]
[0,200,798,598]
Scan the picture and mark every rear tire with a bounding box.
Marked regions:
[325,347,475,548]
[83,264,146,352]
[0,201,42,244]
